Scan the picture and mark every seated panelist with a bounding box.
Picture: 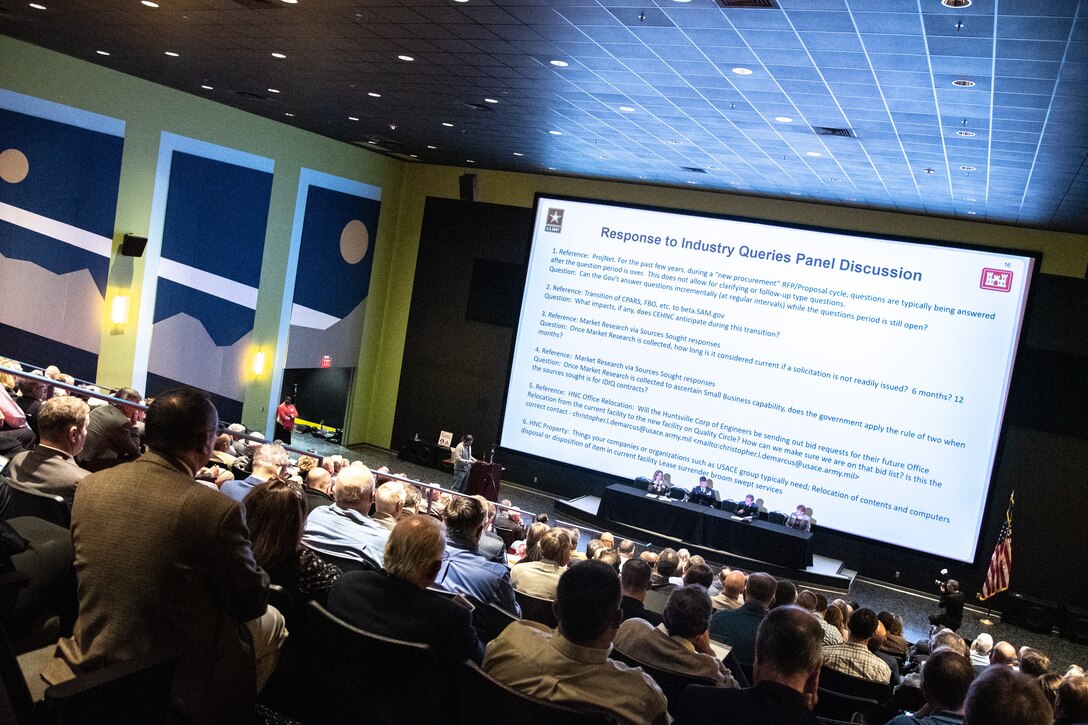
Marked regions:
[647,469,670,496]
[785,504,811,531]
[735,494,759,518]
[689,476,719,506]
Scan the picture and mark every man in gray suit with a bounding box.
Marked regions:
[77,387,143,470]
[8,396,91,503]
[47,387,281,723]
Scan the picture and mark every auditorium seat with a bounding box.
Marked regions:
[304,601,447,724]
[768,511,787,525]
[668,488,686,501]
[814,687,893,724]
[721,500,737,513]
[474,602,520,644]
[514,591,557,628]
[0,482,69,530]
[818,666,892,702]
[458,660,616,725]
[40,649,178,724]
[610,648,717,716]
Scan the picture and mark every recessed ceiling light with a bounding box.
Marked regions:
[267,88,280,93]
[956,130,976,137]
[368,92,381,98]
[805,151,822,157]
[952,79,976,87]
[201,84,213,90]
[731,67,753,75]
[427,145,437,149]
[164,51,179,57]
[285,112,294,117]
[941,0,971,7]
[960,165,976,171]
[140,0,158,7]
[348,116,359,121]
[28,2,47,9]
[619,106,635,112]
[96,50,110,56]
[774,116,793,123]
[397,55,415,62]
[442,122,454,127]
[484,98,499,104]
[550,60,569,67]
[549,130,562,135]
[271,52,287,59]
[513,152,523,156]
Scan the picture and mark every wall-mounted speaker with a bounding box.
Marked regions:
[1062,604,1088,645]
[459,173,477,202]
[1002,591,1059,634]
[120,234,148,257]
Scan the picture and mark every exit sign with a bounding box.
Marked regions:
[320,355,332,368]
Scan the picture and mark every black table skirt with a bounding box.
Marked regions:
[599,484,813,570]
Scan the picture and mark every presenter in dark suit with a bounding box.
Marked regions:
[736,494,760,518]
[689,477,719,506]
[327,514,483,666]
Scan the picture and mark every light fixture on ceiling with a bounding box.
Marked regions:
[484,97,498,104]
[549,130,562,135]
[774,116,793,123]
[805,151,822,157]
[956,130,976,137]
[397,55,414,62]
[952,79,976,87]
[731,67,753,75]
[941,0,971,7]
[619,106,635,112]
[348,116,359,121]
[285,112,294,117]
[201,84,213,90]
[271,52,287,59]
[513,152,523,156]
[267,88,280,93]
[550,60,569,67]
[466,159,476,163]
[368,92,381,98]
[367,140,376,144]
[29,2,47,9]
[140,0,158,7]
[96,50,111,56]
[442,122,454,127]
[164,51,179,57]
[427,145,437,149]
[280,0,298,3]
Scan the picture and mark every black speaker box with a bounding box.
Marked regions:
[397,439,438,468]
[1062,604,1088,645]
[459,173,477,202]
[1002,592,1059,634]
[120,233,148,257]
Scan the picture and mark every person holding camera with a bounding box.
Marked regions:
[928,578,965,632]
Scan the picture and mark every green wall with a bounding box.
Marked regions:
[3,35,1086,449]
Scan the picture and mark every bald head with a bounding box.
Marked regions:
[375,481,407,517]
[990,641,1017,666]
[333,465,376,511]
[305,467,332,493]
[723,570,747,599]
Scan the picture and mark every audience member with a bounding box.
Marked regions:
[483,560,668,725]
[640,550,659,567]
[209,433,237,467]
[1018,646,1051,677]
[645,548,681,613]
[990,640,1018,667]
[619,559,663,627]
[7,396,90,503]
[963,666,1051,725]
[712,569,746,611]
[1038,672,1062,711]
[822,608,892,683]
[683,563,714,589]
[617,539,636,569]
[244,478,340,606]
[372,481,406,529]
[476,497,509,564]
[597,549,621,571]
[823,603,848,642]
[567,527,585,560]
[328,515,483,667]
[493,500,526,541]
[47,387,280,723]
[302,465,386,568]
[867,620,900,687]
[795,590,817,612]
[879,610,909,657]
[599,531,614,550]
[887,648,973,725]
[676,548,691,577]
[614,585,737,686]
[676,605,823,725]
[510,528,570,600]
[77,387,142,470]
[709,571,777,667]
[1055,675,1088,725]
[435,495,520,616]
[221,443,288,503]
[303,467,334,515]
[401,484,422,518]
[772,579,797,609]
[515,521,549,564]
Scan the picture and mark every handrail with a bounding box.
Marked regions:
[0,357,112,393]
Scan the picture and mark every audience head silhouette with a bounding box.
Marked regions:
[143,386,218,471]
[555,560,622,647]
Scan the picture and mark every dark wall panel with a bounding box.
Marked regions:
[393,196,1088,606]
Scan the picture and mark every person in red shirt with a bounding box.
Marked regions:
[275,397,298,444]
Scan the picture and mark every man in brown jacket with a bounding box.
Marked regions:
[49,387,277,723]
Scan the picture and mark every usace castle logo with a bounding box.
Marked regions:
[545,208,564,233]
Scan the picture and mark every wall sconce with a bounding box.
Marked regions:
[252,350,267,377]
[110,294,129,329]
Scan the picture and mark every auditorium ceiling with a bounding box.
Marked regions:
[2,0,1086,233]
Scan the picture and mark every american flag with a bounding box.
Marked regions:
[979,492,1014,601]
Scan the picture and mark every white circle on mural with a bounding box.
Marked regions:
[340,219,369,264]
[0,148,29,184]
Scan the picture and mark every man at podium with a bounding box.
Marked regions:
[451,434,476,493]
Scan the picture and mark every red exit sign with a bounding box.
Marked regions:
[320,355,332,368]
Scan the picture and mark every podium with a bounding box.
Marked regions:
[467,461,503,501]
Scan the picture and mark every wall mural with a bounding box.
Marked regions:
[0,89,123,380]
[146,147,273,423]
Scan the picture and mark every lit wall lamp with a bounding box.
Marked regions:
[109,294,130,334]
[252,350,267,377]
